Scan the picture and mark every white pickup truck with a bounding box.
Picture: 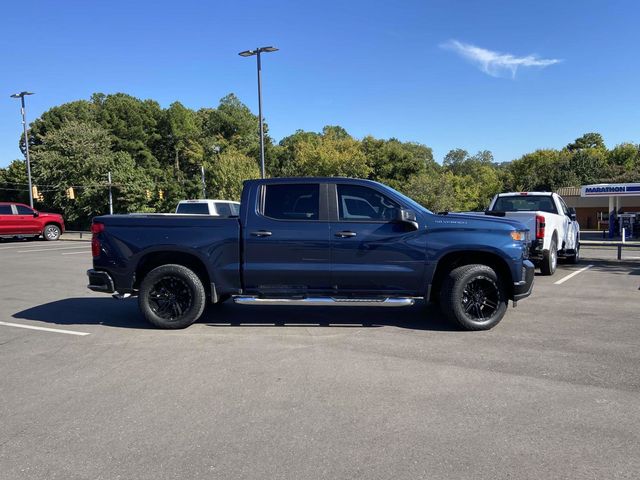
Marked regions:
[485,192,580,275]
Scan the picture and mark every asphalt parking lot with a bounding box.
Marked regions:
[0,239,639,480]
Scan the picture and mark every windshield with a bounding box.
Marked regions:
[492,195,557,214]
[382,184,432,214]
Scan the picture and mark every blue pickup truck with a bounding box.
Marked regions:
[88,178,534,330]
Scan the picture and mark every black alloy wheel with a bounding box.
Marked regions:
[138,264,206,329]
[439,264,508,330]
[461,276,500,321]
[148,276,194,321]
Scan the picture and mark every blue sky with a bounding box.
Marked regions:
[1,0,638,167]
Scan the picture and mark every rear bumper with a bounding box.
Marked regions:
[87,269,115,293]
[513,260,535,301]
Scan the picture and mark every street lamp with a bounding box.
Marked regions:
[239,46,278,179]
[10,91,35,207]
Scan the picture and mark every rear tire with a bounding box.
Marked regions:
[138,264,206,329]
[43,224,61,241]
[540,239,557,275]
[439,264,508,331]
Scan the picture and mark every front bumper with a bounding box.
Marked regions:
[513,260,535,301]
[87,269,115,293]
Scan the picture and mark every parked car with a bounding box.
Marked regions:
[485,192,580,275]
[175,199,240,217]
[88,178,534,331]
[0,202,65,241]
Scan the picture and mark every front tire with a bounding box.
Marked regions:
[566,237,580,264]
[43,224,61,241]
[439,264,508,331]
[138,264,206,329]
[540,239,557,275]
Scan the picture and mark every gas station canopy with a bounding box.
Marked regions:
[580,183,640,238]
[580,183,640,197]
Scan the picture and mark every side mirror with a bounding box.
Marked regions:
[33,211,39,218]
[568,207,576,222]
[394,208,419,230]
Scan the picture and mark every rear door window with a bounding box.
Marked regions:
[263,184,320,220]
[0,205,13,214]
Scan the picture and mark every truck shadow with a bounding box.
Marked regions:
[13,297,152,329]
[202,301,459,331]
[13,298,460,332]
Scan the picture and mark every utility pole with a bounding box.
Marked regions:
[10,92,35,207]
[108,171,113,215]
[200,165,207,199]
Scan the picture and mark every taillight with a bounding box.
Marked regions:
[91,222,104,234]
[91,222,104,257]
[535,215,546,240]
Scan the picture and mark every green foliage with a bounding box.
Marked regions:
[0,160,30,204]
[362,136,436,182]
[1,88,638,226]
[29,121,153,228]
[206,148,261,201]
[275,126,371,178]
[566,132,605,151]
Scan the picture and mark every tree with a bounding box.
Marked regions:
[96,93,163,171]
[284,126,371,178]
[361,136,436,182]
[30,121,153,228]
[566,132,605,151]
[397,172,482,212]
[205,148,260,201]
[0,160,30,204]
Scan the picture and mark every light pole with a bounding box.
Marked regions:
[239,46,278,179]
[10,91,35,207]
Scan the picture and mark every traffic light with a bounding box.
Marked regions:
[66,187,75,200]
[146,189,151,200]
[158,190,164,200]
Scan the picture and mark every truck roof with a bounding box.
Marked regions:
[496,192,555,197]
[177,199,240,204]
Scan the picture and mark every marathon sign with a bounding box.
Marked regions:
[581,183,640,197]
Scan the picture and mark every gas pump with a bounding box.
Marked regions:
[618,213,636,239]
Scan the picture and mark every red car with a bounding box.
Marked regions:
[0,202,65,241]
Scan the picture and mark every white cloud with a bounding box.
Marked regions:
[441,40,561,78]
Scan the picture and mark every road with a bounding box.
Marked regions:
[0,239,639,479]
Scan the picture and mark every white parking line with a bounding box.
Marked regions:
[0,242,90,251]
[62,250,90,255]
[16,246,89,253]
[0,321,90,336]
[554,264,594,285]
[0,243,53,250]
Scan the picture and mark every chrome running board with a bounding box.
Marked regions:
[233,296,415,307]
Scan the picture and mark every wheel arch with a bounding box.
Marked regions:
[134,251,212,299]
[428,250,514,302]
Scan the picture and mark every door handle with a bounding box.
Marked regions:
[335,231,357,238]
[251,230,272,237]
